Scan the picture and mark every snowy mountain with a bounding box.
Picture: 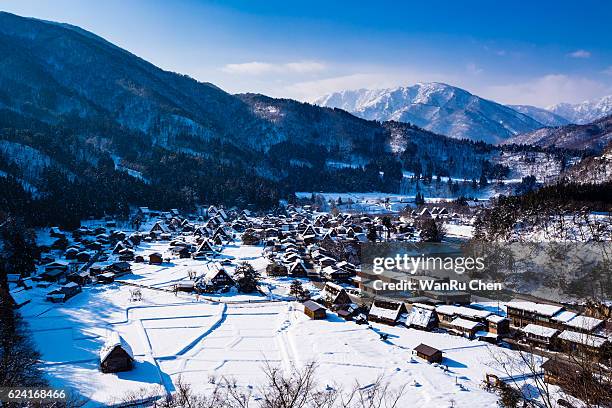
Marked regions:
[508,105,570,127]
[504,114,612,153]
[548,95,612,124]
[0,11,577,222]
[315,83,546,144]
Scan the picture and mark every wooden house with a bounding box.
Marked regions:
[506,301,564,329]
[288,261,308,278]
[46,282,81,303]
[266,262,288,277]
[336,261,357,276]
[403,303,437,331]
[9,289,31,309]
[41,261,69,282]
[557,330,609,361]
[486,315,510,337]
[321,282,352,306]
[67,271,92,286]
[175,282,196,293]
[368,300,407,326]
[435,305,491,330]
[303,300,327,320]
[564,315,604,334]
[99,332,134,373]
[337,309,353,320]
[97,272,115,284]
[200,268,234,291]
[89,265,104,276]
[149,222,170,238]
[448,317,485,339]
[413,343,443,364]
[109,261,131,276]
[149,252,163,265]
[174,246,192,259]
[521,324,559,349]
[321,265,351,282]
[113,241,127,254]
[118,250,135,261]
[195,240,215,254]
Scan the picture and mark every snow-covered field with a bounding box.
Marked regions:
[19,236,541,406]
[22,282,516,406]
[296,191,481,213]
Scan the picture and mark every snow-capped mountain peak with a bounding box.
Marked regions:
[547,95,612,124]
[315,83,545,144]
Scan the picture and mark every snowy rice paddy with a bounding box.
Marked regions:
[20,235,541,406]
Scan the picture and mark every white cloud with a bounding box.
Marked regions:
[603,66,612,75]
[284,61,326,73]
[485,74,609,107]
[222,62,277,75]
[567,49,591,58]
[222,60,325,75]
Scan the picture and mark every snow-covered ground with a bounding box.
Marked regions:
[20,234,546,406]
[21,278,521,406]
[296,191,484,214]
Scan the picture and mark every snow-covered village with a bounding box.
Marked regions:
[1,2,612,408]
[3,198,611,407]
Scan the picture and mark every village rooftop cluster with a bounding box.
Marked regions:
[5,202,612,405]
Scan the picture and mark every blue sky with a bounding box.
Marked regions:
[2,0,612,106]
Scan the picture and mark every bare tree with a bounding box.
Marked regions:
[488,337,612,408]
[118,362,407,408]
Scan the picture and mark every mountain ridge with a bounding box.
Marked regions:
[315,83,546,144]
[503,114,612,153]
[507,104,570,127]
[548,95,612,125]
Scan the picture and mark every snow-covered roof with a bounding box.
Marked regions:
[558,330,607,348]
[323,282,344,294]
[204,267,230,282]
[369,303,402,321]
[99,332,134,362]
[7,274,21,282]
[522,324,558,338]
[412,303,436,311]
[436,305,491,320]
[506,301,564,317]
[552,310,577,323]
[404,305,434,328]
[486,314,507,324]
[451,317,484,331]
[565,315,603,331]
[10,289,31,306]
[475,331,498,339]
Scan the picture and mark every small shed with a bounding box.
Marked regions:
[99,332,134,373]
[97,272,115,284]
[175,282,195,293]
[303,300,327,320]
[413,343,443,364]
[149,252,163,265]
